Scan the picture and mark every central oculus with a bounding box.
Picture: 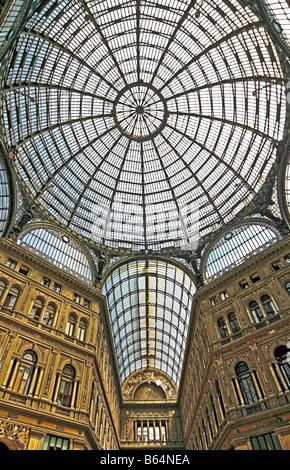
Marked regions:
[113,82,168,142]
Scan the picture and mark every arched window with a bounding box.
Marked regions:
[228,313,240,334]
[77,319,87,342]
[57,365,76,407]
[217,317,229,339]
[3,286,20,310]
[29,298,44,321]
[10,350,37,395]
[0,280,6,300]
[42,303,56,327]
[236,362,259,405]
[66,314,76,336]
[249,301,264,323]
[261,295,277,317]
[285,282,290,295]
[274,345,290,390]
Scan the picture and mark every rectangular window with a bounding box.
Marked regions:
[220,291,229,301]
[271,261,283,271]
[18,265,29,276]
[250,274,260,284]
[251,432,282,450]
[42,434,69,450]
[73,293,81,303]
[83,298,90,308]
[284,254,290,264]
[42,277,51,288]
[239,280,249,290]
[53,282,62,293]
[6,259,17,269]
[210,297,216,306]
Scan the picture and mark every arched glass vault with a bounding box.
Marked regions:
[17,225,95,283]
[202,221,282,282]
[0,158,11,237]
[103,258,196,385]
[1,0,287,253]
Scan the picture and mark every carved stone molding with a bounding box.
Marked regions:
[0,419,30,450]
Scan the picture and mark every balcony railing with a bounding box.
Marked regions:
[207,391,290,450]
[214,311,288,349]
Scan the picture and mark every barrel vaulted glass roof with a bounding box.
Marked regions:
[103,258,196,385]
[1,0,287,252]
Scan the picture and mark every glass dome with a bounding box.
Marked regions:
[1,0,287,252]
[103,258,196,385]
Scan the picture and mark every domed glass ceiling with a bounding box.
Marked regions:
[1,0,287,253]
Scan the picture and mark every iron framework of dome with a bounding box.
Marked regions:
[1,0,288,253]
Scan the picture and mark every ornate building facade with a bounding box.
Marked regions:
[0,0,290,451]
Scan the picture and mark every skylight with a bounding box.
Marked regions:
[1,0,287,252]
[204,223,281,282]
[103,258,196,385]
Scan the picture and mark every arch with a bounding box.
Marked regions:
[2,1,287,254]
[66,313,77,337]
[2,285,21,310]
[42,302,57,327]
[228,312,241,335]
[57,364,77,407]
[0,279,7,300]
[77,318,87,342]
[217,317,229,340]
[22,349,38,364]
[0,146,16,238]
[235,361,259,405]
[6,349,38,395]
[201,220,282,283]
[249,300,264,323]
[29,297,44,321]
[17,224,96,284]
[273,344,290,391]
[261,294,278,317]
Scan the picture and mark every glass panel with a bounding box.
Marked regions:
[0,158,10,237]
[18,229,93,283]
[264,1,290,47]
[103,259,196,385]
[205,224,281,282]
[1,0,286,251]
